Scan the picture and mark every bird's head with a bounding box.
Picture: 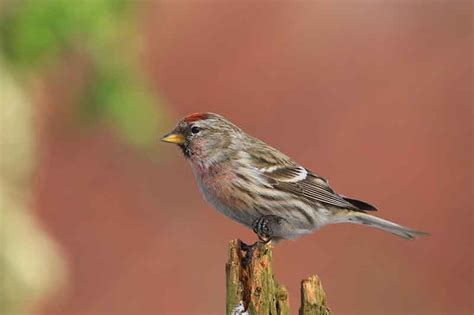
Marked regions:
[161,112,242,164]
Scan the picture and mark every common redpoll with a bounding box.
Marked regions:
[161,112,428,242]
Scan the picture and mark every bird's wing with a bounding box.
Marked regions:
[243,137,377,211]
[261,165,361,210]
[246,144,368,210]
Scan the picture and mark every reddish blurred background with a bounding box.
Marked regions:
[2,1,472,314]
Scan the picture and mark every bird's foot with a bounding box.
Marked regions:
[252,215,279,244]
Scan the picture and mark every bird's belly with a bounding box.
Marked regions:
[199,181,256,228]
[193,167,256,228]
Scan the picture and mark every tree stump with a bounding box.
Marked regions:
[226,239,330,315]
[299,276,330,315]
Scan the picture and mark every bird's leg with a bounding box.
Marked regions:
[241,215,287,265]
[252,216,271,243]
[252,215,285,244]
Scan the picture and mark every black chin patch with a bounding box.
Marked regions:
[179,144,191,158]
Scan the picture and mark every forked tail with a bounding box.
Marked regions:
[342,212,429,240]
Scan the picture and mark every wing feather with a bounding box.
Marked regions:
[252,159,357,209]
[263,167,359,209]
[245,139,374,211]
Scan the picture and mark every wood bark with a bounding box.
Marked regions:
[226,239,330,315]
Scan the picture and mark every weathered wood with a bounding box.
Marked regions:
[299,275,330,315]
[225,240,289,315]
[226,239,330,315]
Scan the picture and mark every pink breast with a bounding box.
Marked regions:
[196,164,239,205]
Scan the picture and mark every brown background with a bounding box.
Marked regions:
[35,1,472,314]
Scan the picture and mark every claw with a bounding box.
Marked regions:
[252,216,273,243]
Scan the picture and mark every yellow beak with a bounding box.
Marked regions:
[161,133,185,145]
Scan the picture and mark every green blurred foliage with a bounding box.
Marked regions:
[0,0,128,69]
[0,0,165,148]
[81,65,161,147]
[0,1,167,312]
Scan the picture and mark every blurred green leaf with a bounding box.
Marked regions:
[0,0,166,148]
[0,0,130,69]
[80,65,162,147]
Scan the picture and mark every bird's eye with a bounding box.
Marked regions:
[191,126,201,134]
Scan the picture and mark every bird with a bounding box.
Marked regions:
[161,112,428,243]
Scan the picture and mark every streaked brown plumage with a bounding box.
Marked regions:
[162,112,428,242]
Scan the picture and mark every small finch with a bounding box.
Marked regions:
[161,112,428,243]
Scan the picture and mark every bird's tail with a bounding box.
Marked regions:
[336,211,429,240]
